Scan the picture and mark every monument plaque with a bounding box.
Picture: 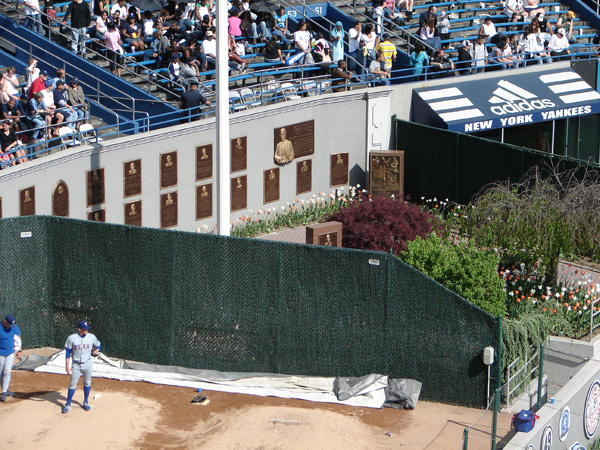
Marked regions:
[196,183,213,220]
[274,120,314,164]
[330,152,349,187]
[160,151,178,189]
[87,209,105,222]
[125,200,142,226]
[20,187,35,216]
[86,168,105,206]
[296,159,312,194]
[306,222,342,247]
[160,191,178,228]
[231,136,247,173]
[263,168,280,204]
[124,159,142,197]
[231,175,247,212]
[369,151,405,199]
[52,180,69,217]
[196,144,213,181]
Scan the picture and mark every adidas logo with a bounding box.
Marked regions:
[488,80,555,116]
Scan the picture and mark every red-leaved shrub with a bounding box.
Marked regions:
[326,197,443,254]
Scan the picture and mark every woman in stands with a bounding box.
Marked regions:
[0,120,21,166]
[263,35,285,64]
[330,21,344,62]
[520,25,551,65]
[360,23,380,71]
[418,18,441,49]
[120,14,145,52]
[410,42,429,80]
[294,22,314,65]
[104,22,123,77]
[95,10,108,41]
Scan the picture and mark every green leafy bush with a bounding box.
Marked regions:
[399,233,507,316]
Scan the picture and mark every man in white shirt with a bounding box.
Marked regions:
[348,21,363,75]
[23,0,43,34]
[548,28,570,61]
[201,30,217,69]
[505,0,526,22]
[110,0,127,18]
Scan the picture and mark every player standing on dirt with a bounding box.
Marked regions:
[0,314,22,402]
[62,320,101,414]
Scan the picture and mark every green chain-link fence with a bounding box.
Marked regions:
[1,215,499,407]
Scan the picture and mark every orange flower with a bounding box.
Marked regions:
[552,309,556,314]
[576,302,580,307]
[564,302,569,307]
[541,295,546,300]
[543,307,547,312]
[516,298,521,303]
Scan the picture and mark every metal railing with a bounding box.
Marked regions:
[505,346,542,408]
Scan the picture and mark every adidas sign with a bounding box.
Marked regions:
[488,80,555,116]
[490,99,555,115]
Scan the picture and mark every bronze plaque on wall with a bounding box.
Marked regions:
[274,120,314,164]
[296,159,312,194]
[369,151,405,199]
[160,151,178,189]
[231,136,247,173]
[330,153,349,187]
[20,187,35,216]
[196,144,213,181]
[52,180,69,217]
[263,168,280,204]
[124,159,142,198]
[86,168,105,207]
[125,200,142,226]
[231,176,247,212]
[87,209,105,222]
[319,232,338,247]
[196,183,213,220]
[160,191,178,228]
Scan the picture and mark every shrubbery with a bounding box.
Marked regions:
[326,196,442,254]
[398,233,507,316]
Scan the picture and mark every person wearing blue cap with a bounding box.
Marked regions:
[62,320,101,414]
[0,314,22,403]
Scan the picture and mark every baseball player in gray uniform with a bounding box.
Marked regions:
[62,320,101,414]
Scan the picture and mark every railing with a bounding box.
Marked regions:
[505,346,542,408]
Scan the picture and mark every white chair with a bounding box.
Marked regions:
[78,123,101,142]
[228,91,247,112]
[57,126,80,150]
[280,82,302,101]
[239,88,261,108]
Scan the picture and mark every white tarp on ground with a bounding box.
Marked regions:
[30,351,391,408]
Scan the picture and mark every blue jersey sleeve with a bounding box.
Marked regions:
[65,348,72,358]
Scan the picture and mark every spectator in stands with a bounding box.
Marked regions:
[457,40,473,75]
[2,98,24,132]
[168,52,182,82]
[438,11,450,47]
[410,42,429,80]
[360,23,379,70]
[556,11,576,44]
[25,92,46,142]
[419,5,436,28]
[294,22,314,65]
[1,67,22,105]
[523,0,543,18]
[520,25,551,65]
[28,69,48,99]
[377,34,396,72]
[93,0,109,19]
[53,80,77,129]
[247,12,273,45]
[67,77,86,128]
[534,12,553,43]
[166,39,185,63]
[0,120,19,166]
[95,10,108,41]
[273,7,291,47]
[509,34,523,67]
[488,40,510,70]
[263,35,285,64]
[330,22,344,62]
[479,17,497,44]
[111,0,127,19]
[418,18,441,50]
[331,60,353,92]
[548,28,571,61]
[179,79,210,121]
[472,34,488,72]
[26,59,40,90]
[368,52,390,86]
[49,68,66,90]
[179,57,203,90]
[146,28,169,70]
[228,33,247,72]
[142,11,155,40]
[104,22,123,77]
[430,48,456,77]
[228,10,242,37]
[313,32,330,62]
[23,0,43,34]
[165,20,188,46]
[195,0,213,27]
[201,30,217,70]
[62,0,92,56]
[396,0,414,19]
[505,0,526,23]
[121,14,146,52]
[348,21,363,75]
[109,9,122,29]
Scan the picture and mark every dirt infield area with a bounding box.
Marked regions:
[1,349,513,450]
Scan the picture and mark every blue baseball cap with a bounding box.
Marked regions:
[77,320,90,330]
[5,315,15,326]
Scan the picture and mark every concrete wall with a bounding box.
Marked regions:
[504,335,600,450]
[0,88,391,232]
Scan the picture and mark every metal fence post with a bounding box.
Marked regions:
[463,428,469,450]
[491,388,500,450]
[536,343,545,410]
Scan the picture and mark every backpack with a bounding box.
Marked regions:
[511,409,539,432]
